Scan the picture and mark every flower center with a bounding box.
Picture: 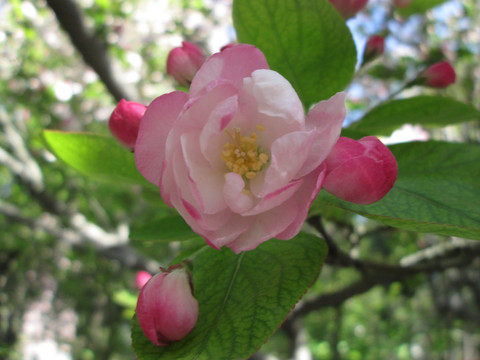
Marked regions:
[221,125,269,180]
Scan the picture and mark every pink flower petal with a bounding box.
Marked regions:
[190,44,269,97]
[242,70,304,128]
[203,214,254,249]
[223,173,254,213]
[276,165,326,239]
[135,91,188,185]
[297,92,346,177]
[227,202,299,253]
[251,131,315,197]
[181,133,227,214]
[199,94,239,168]
[243,178,303,216]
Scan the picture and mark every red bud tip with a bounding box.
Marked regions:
[421,61,456,88]
[323,136,398,205]
[109,99,146,150]
[362,35,385,64]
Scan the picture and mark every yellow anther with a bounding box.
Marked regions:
[259,153,268,163]
[221,125,269,180]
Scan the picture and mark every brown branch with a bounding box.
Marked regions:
[0,199,157,272]
[293,272,401,317]
[297,215,480,317]
[45,0,134,102]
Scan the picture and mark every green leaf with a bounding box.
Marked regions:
[130,215,201,242]
[317,141,480,240]
[43,130,151,187]
[132,232,327,360]
[350,96,480,136]
[396,0,448,17]
[233,0,356,108]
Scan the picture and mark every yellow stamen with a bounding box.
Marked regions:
[221,126,269,180]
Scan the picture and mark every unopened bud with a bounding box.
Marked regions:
[362,35,385,64]
[328,0,368,19]
[420,61,456,88]
[323,136,398,205]
[136,266,199,346]
[166,42,206,87]
[109,99,146,150]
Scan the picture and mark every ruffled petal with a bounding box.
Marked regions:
[242,178,303,216]
[251,131,315,197]
[227,202,299,253]
[181,133,227,214]
[203,215,254,249]
[243,69,304,127]
[135,91,188,185]
[190,44,269,97]
[199,94,239,168]
[296,92,346,177]
[223,173,254,213]
[276,165,326,240]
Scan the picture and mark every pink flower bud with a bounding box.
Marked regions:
[328,0,368,19]
[420,61,456,88]
[135,270,152,290]
[166,42,206,86]
[393,0,412,8]
[109,99,146,149]
[136,266,199,346]
[323,136,397,205]
[362,35,385,64]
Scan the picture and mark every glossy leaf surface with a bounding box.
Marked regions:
[132,232,327,360]
[233,0,356,108]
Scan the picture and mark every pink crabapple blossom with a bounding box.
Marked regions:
[420,61,456,88]
[108,99,146,149]
[135,44,397,253]
[323,136,398,205]
[136,266,198,346]
[166,41,206,87]
[328,0,368,19]
[135,44,346,253]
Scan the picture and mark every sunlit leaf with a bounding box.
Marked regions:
[43,130,151,187]
[233,0,356,108]
[350,96,480,136]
